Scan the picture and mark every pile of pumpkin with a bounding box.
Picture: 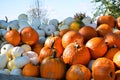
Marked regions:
[0,13,120,80]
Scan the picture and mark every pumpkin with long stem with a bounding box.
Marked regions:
[39,39,62,62]
[40,49,66,79]
[44,33,64,57]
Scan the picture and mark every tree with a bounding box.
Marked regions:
[91,0,120,21]
[27,0,49,24]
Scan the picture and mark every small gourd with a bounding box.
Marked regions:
[14,55,30,68]
[0,54,8,69]
[11,46,25,58]
[10,68,22,75]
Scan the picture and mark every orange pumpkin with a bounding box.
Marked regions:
[59,29,70,37]
[97,15,116,28]
[104,47,119,60]
[115,70,120,80]
[86,37,107,59]
[104,33,119,48]
[32,42,43,56]
[4,28,20,46]
[116,16,120,30]
[22,63,40,77]
[62,42,91,65]
[96,24,112,37]
[66,64,91,80]
[40,50,66,79]
[20,26,39,45]
[113,51,120,68]
[115,37,120,50]
[38,46,53,63]
[92,57,115,80]
[113,29,120,36]
[62,30,84,48]
[44,34,64,57]
[78,26,98,43]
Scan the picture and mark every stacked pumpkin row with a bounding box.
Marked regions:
[0,14,120,80]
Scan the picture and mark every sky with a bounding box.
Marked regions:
[0,0,95,22]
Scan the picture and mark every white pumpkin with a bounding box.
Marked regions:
[7,20,19,30]
[21,44,31,52]
[0,69,10,75]
[11,46,25,58]
[36,29,45,37]
[31,18,41,27]
[14,55,30,68]
[23,51,39,65]
[1,44,14,59]
[84,22,97,29]
[53,30,60,36]
[0,41,7,48]
[0,54,8,69]
[63,17,74,25]
[82,16,92,24]
[10,68,22,75]
[18,13,28,21]
[58,24,69,31]
[49,19,59,27]
[39,23,48,30]
[0,20,8,29]
[18,20,30,29]
[38,36,46,44]
[44,25,56,36]
[7,59,17,70]
[0,29,7,36]
[31,25,38,30]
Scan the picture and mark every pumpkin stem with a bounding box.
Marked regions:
[51,33,55,37]
[74,42,80,49]
[9,27,12,30]
[51,39,55,49]
[5,16,8,23]
[52,49,56,58]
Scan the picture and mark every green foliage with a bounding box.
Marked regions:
[91,0,120,21]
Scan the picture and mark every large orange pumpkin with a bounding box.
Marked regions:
[22,63,40,77]
[62,30,84,48]
[97,15,116,28]
[20,26,39,45]
[44,34,64,57]
[78,26,98,43]
[92,57,115,80]
[4,28,20,46]
[62,42,91,65]
[40,50,66,79]
[66,64,91,80]
[86,37,107,59]
[96,24,112,37]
